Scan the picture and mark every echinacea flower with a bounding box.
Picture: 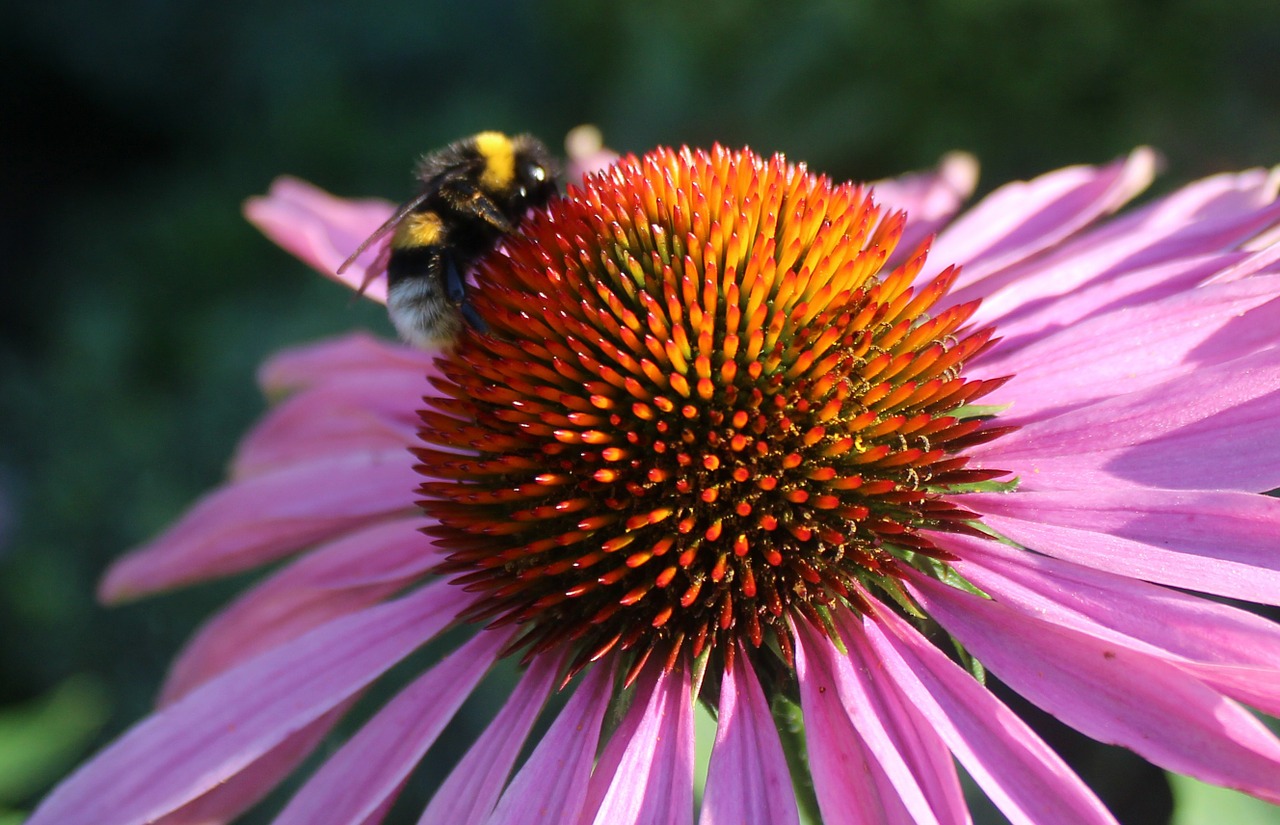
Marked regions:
[31,141,1280,825]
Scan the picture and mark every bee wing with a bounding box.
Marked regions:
[355,242,393,297]
[336,190,434,275]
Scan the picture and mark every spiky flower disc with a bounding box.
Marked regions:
[417,145,1012,680]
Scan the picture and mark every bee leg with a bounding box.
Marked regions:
[440,176,515,233]
[441,247,487,332]
[443,252,467,304]
[461,300,489,333]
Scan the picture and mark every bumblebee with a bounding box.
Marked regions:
[339,131,558,345]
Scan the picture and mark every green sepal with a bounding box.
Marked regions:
[951,636,987,684]
[875,575,927,620]
[941,476,1021,495]
[965,519,1031,550]
[914,554,991,600]
[772,693,822,823]
[949,402,1011,420]
[690,641,714,703]
[811,604,847,655]
[600,658,640,743]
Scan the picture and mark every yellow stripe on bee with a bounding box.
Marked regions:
[475,131,516,192]
[392,211,445,249]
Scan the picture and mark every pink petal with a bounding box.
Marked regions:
[1132,164,1277,223]
[1211,238,1280,286]
[973,347,1280,492]
[274,627,512,825]
[818,616,972,825]
[232,371,423,477]
[155,703,350,825]
[855,596,1118,825]
[99,448,420,602]
[794,621,924,825]
[939,534,1280,716]
[964,487,1280,605]
[971,251,1251,369]
[565,126,621,183]
[159,518,435,703]
[486,663,614,825]
[244,177,392,303]
[358,797,398,825]
[28,582,469,825]
[964,177,1280,328]
[979,195,1280,338]
[872,152,979,262]
[418,652,562,825]
[909,571,1280,803]
[700,648,801,825]
[930,148,1157,289]
[977,278,1280,420]
[577,663,654,820]
[256,332,432,397]
[1055,164,1279,264]
[584,664,695,825]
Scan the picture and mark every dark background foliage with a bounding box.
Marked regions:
[3,0,1279,822]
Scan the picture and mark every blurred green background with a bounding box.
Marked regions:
[3,0,1280,822]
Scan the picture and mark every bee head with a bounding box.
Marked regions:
[511,134,559,209]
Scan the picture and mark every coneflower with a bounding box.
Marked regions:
[32,142,1280,825]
